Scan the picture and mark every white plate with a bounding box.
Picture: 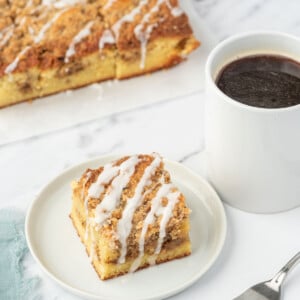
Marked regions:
[25,155,227,300]
[0,1,217,145]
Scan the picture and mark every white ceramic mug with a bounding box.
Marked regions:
[205,31,300,213]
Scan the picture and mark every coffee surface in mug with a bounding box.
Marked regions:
[216,55,300,108]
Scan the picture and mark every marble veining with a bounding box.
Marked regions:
[194,0,300,39]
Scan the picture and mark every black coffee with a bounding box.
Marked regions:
[216,55,300,108]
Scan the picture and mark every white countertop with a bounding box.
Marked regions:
[1,0,300,299]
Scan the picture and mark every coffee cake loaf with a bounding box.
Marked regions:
[0,0,200,108]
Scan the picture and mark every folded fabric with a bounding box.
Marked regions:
[0,209,40,300]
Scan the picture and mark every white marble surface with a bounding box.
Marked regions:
[1,0,300,299]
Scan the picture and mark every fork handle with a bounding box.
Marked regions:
[270,252,300,287]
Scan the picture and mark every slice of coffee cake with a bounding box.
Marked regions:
[70,154,191,280]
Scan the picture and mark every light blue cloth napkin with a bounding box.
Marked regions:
[0,209,40,300]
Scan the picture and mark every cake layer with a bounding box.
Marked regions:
[95,241,191,280]
[0,51,115,107]
[116,36,198,79]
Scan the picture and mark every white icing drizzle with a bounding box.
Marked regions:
[103,0,116,10]
[84,162,119,239]
[88,163,119,199]
[154,190,180,255]
[147,255,156,266]
[117,154,162,264]
[98,29,115,51]
[84,157,139,241]
[28,26,35,36]
[26,0,34,7]
[133,0,183,69]
[130,190,180,271]
[41,0,53,5]
[4,46,30,74]
[93,156,140,226]
[19,17,27,27]
[166,0,184,17]
[0,26,11,40]
[170,6,183,17]
[130,183,173,272]
[0,25,14,48]
[42,0,84,8]
[34,9,66,44]
[65,21,94,63]
[133,0,164,69]
[112,0,148,41]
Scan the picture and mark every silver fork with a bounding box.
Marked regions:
[234,252,300,300]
